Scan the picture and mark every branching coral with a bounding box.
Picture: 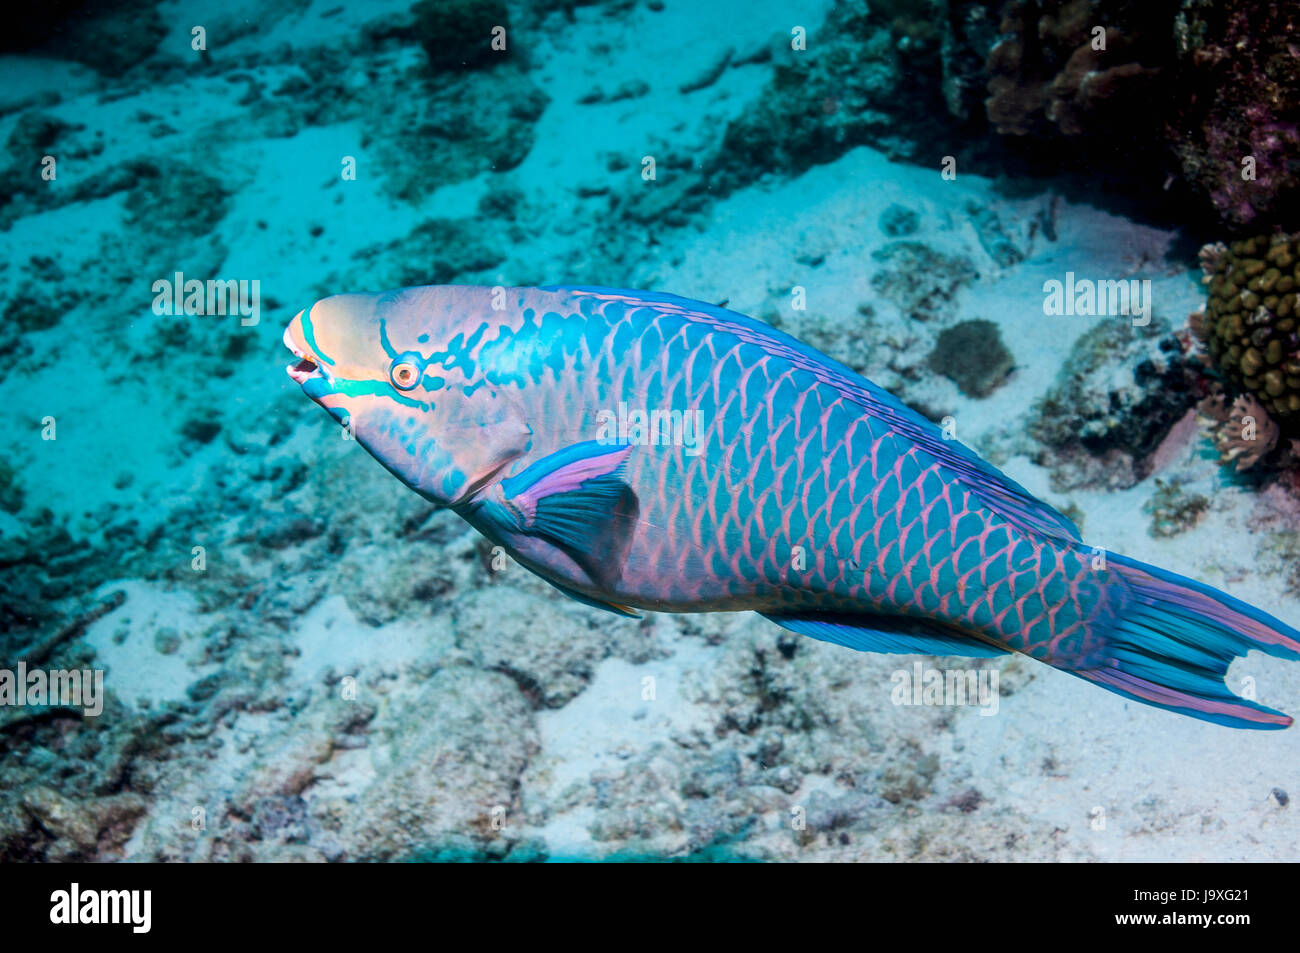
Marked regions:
[1198,393,1280,472]
[1198,241,1227,277]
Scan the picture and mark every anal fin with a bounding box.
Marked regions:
[761,610,1007,658]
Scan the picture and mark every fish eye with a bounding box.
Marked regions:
[390,359,421,390]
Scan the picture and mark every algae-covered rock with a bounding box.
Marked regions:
[369,65,547,202]
[1030,317,1195,490]
[879,203,919,237]
[342,667,538,860]
[869,241,977,322]
[360,218,505,289]
[123,160,233,236]
[0,0,166,76]
[1168,1,1300,230]
[454,588,608,708]
[928,318,1014,397]
[1143,477,1211,538]
[707,0,962,197]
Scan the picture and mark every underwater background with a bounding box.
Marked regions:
[2,0,1300,862]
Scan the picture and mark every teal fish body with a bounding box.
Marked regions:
[285,285,1300,729]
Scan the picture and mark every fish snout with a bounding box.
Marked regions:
[284,310,324,386]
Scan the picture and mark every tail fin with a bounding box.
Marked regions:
[1067,552,1300,729]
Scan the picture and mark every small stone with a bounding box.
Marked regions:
[154,626,181,655]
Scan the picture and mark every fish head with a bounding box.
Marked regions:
[284,287,532,506]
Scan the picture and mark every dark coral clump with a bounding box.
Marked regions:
[0,0,166,77]
[1168,0,1300,230]
[411,0,510,73]
[928,319,1014,398]
[972,0,1300,233]
[1198,234,1300,431]
[1030,319,1196,490]
[984,0,1175,139]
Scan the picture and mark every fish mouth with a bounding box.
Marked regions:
[283,315,325,386]
[287,356,319,384]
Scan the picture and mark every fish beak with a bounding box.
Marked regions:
[283,310,324,386]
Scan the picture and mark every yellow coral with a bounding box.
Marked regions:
[1199,235,1300,431]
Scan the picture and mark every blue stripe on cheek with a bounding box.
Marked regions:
[340,376,429,403]
[379,318,399,359]
[300,307,335,366]
[303,377,333,399]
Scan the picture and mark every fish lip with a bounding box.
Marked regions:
[286,357,320,385]
[283,319,326,386]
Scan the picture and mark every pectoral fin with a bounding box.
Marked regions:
[479,440,640,589]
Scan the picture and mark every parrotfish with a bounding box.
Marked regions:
[284,285,1300,729]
